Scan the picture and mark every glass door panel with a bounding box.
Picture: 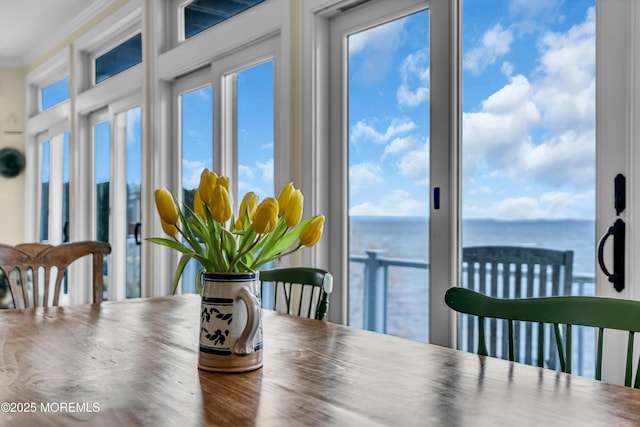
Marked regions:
[236,60,275,305]
[237,60,274,200]
[181,85,213,293]
[347,9,430,342]
[95,121,111,299]
[461,0,596,377]
[125,107,142,298]
[40,141,50,243]
[62,134,70,242]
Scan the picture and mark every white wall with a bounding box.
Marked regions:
[0,67,26,244]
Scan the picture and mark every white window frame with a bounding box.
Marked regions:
[24,48,71,244]
[301,0,458,336]
[70,1,144,303]
[150,0,290,296]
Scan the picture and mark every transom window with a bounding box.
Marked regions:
[95,33,142,84]
[40,76,69,111]
[181,0,265,39]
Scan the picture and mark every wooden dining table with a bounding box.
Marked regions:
[1,294,640,426]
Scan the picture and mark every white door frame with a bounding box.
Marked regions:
[596,0,640,384]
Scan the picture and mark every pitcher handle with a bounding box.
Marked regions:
[233,287,261,355]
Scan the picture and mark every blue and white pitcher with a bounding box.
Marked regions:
[198,271,262,372]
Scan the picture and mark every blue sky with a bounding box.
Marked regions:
[348,0,595,220]
[112,0,596,221]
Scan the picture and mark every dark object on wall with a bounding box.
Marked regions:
[0,148,25,178]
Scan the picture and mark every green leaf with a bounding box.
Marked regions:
[172,253,195,294]
[146,237,192,254]
[195,268,205,295]
[253,216,313,267]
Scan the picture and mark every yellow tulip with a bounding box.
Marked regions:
[252,197,279,234]
[209,184,232,223]
[300,215,325,247]
[277,182,294,216]
[285,189,303,227]
[194,190,206,220]
[236,192,259,230]
[198,169,217,204]
[160,218,180,238]
[216,176,230,191]
[154,188,179,225]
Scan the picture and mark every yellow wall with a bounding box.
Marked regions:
[0,67,26,244]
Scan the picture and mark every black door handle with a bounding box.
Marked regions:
[134,222,142,245]
[597,218,625,292]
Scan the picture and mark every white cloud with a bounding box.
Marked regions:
[490,190,595,220]
[238,164,254,180]
[238,159,274,199]
[534,7,595,133]
[397,49,429,108]
[509,0,559,19]
[464,24,514,74]
[463,6,595,195]
[494,197,543,219]
[398,143,429,185]
[350,189,428,216]
[256,158,274,182]
[349,19,405,82]
[182,159,206,189]
[126,107,141,143]
[349,19,404,56]
[349,162,383,191]
[523,130,595,190]
[382,136,417,159]
[501,61,514,77]
[462,74,541,176]
[351,117,417,144]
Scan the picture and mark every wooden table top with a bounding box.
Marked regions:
[1,294,640,426]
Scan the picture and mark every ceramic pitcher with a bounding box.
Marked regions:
[198,271,263,373]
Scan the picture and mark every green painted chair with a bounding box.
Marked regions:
[260,267,333,320]
[444,287,640,388]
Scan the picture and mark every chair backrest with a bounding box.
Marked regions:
[461,246,574,368]
[0,241,112,309]
[445,287,640,388]
[260,267,333,320]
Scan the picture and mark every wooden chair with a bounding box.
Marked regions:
[445,287,640,388]
[462,246,574,368]
[260,267,333,320]
[0,241,112,309]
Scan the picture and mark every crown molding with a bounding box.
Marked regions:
[23,0,119,66]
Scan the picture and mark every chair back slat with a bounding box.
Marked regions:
[445,287,640,388]
[625,332,635,387]
[0,241,111,309]
[260,267,333,320]
[596,328,604,381]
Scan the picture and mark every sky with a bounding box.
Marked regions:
[347,0,595,220]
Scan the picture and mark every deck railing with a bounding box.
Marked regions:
[350,249,596,376]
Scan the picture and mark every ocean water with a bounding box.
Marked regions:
[348,217,596,343]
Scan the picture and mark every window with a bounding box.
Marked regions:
[237,60,274,200]
[173,50,275,294]
[181,0,265,40]
[95,33,142,84]
[40,141,50,243]
[344,10,430,340]
[459,0,596,377]
[40,76,69,111]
